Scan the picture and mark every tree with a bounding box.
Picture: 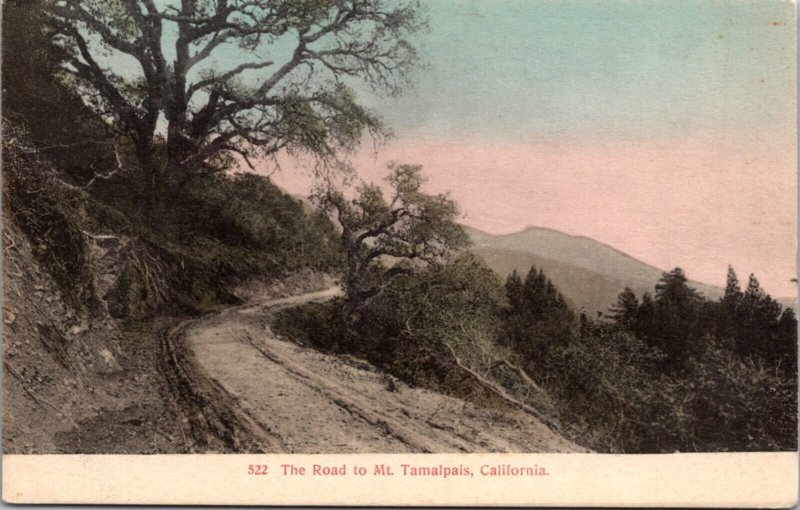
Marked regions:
[504,270,524,311]
[776,308,798,372]
[654,267,701,305]
[715,265,744,342]
[723,265,743,303]
[635,291,655,337]
[735,273,785,363]
[313,163,469,324]
[48,0,423,195]
[503,264,575,377]
[609,287,639,329]
[651,268,703,364]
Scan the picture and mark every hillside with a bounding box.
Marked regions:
[465,225,795,316]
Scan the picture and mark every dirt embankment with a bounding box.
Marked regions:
[171,289,585,453]
[2,221,187,453]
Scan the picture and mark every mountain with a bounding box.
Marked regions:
[465,225,796,316]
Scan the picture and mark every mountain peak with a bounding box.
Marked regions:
[464,224,728,315]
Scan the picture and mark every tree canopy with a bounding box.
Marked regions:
[312,163,469,322]
[49,0,424,192]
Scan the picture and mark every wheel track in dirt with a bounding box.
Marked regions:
[163,287,586,453]
[160,318,281,452]
[239,328,470,453]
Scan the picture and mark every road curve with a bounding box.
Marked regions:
[178,288,585,453]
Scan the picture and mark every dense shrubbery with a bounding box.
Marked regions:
[108,170,343,310]
[609,267,797,373]
[507,264,797,452]
[353,255,507,402]
[168,173,342,276]
[2,124,100,312]
[272,299,344,353]
[4,117,343,317]
[2,0,117,186]
[275,255,527,410]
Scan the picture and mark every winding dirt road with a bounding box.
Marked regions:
[177,288,584,453]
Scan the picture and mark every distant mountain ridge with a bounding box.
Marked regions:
[465,225,796,316]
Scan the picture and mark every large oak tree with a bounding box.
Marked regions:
[48,0,422,194]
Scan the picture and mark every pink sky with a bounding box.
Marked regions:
[261,136,797,298]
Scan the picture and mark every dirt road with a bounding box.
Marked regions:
[177,288,584,453]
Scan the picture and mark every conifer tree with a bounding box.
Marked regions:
[776,308,798,372]
[744,273,766,300]
[716,265,744,343]
[632,291,657,340]
[609,287,639,329]
[723,265,742,302]
[503,264,575,373]
[736,273,783,361]
[505,270,524,311]
[651,268,703,365]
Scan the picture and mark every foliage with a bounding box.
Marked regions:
[275,254,553,413]
[502,266,576,381]
[2,0,117,186]
[350,255,501,366]
[679,340,797,451]
[543,325,796,452]
[367,254,556,413]
[275,255,797,453]
[2,123,99,312]
[649,268,705,363]
[158,172,343,276]
[6,0,795,455]
[550,265,798,451]
[608,287,638,328]
[313,163,469,324]
[2,0,347,318]
[608,266,797,373]
[272,298,345,352]
[48,0,424,193]
[104,171,344,311]
[542,323,670,452]
[733,274,793,369]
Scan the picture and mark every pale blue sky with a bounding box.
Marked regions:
[106,1,796,144]
[363,0,795,143]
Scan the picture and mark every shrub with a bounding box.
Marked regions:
[2,123,99,312]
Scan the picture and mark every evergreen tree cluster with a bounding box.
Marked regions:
[503,267,576,375]
[499,264,797,452]
[609,267,796,373]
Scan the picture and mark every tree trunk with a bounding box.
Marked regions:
[134,137,160,218]
[166,124,191,199]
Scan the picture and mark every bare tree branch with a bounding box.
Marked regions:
[84,143,126,188]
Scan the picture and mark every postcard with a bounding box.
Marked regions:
[2,0,797,506]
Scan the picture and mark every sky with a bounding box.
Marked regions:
[99,1,796,296]
[262,0,797,297]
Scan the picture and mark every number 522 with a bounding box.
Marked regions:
[248,464,268,475]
